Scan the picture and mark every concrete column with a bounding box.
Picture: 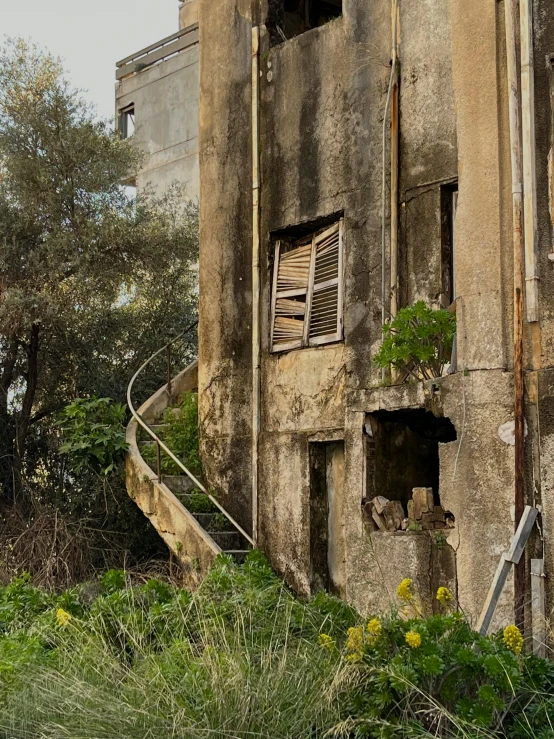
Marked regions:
[180,0,199,29]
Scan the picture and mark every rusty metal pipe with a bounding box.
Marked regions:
[251,26,261,546]
[166,345,172,397]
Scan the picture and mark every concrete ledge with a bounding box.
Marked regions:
[126,360,220,586]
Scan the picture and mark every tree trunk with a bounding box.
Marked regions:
[0,338,19,503]
[13,324,40,505]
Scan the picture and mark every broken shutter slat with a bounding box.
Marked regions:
[275,298,306,316]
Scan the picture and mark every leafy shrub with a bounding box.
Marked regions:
[142,391,201,476]
[58,397,129,476]
[374,301,456,381]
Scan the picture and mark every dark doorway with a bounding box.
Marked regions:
[309,441,345,595]
[365,409,456,510]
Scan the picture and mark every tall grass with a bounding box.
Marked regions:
[0,553,353,738]
[0,554,551,738]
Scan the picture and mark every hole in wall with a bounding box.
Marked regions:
[268,0,343,46]
[365,408,457,513]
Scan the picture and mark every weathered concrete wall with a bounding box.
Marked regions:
[116,44,199,200]
[198,0,547,630]
[198,0,254,531]
[451,0,511,372]
[180,0,199,29]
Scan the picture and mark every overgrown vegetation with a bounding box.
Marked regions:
[58,397,129,476]
[0,38,199,580]
[374,302,456,381]
[0,556,551,738]
[141,391,202,476]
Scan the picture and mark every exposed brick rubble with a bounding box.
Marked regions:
[362,487,455,533]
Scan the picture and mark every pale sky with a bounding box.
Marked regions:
[1,0,178,120]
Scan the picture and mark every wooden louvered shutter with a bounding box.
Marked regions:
[270,239,312,352]
[306,219,344,346]
[270,220,344,353]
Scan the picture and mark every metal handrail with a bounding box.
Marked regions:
[126,323,254,548]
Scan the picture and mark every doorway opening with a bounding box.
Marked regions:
[309,441,345,595]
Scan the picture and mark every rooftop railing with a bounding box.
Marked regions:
[116,23,199,81]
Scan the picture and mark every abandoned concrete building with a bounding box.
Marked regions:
[123,0,554,643]
[115,0,199,198]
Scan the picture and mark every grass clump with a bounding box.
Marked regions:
[0,556,552,738]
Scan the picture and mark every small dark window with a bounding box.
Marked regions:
[118,103,135,138]
[440,183,458,307]
[268,0,342,45]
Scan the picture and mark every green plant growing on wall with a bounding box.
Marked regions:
[374,301,456,381]
[58,398,128,476]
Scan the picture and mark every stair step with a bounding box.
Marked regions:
[225,550,250,564]
[209,531,242,550]
[192,512,227,530]
[177,492,218,514]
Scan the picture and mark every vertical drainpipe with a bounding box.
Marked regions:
[520,0,539,325]
[390,5,400,320]
[380,0,400,354]
[251,26,261,546]
[504,0,526,629]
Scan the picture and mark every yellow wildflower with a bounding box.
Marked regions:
[318,633,335,651]
[346,626,364,653]
[346,651,363,663]
[367,618,382,637]
[436,587,454,606]
[405,630,422,649]
[397,578,414,602]
[56,608,71,627]
[366,618,382,646]
[503,625,523,655]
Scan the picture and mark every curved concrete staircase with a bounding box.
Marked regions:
[125,357,252,586]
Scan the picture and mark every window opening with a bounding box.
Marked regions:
[268,0,342,45]
[364,409,456,531]
[440,183,458,307]
[270,218,344,352]
[309,441,345,595]
[119,103,135,138]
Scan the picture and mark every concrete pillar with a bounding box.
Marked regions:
[180,0,199,29]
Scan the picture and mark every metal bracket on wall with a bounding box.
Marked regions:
[476,505,539,636]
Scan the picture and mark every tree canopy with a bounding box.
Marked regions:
[0,38,198,534]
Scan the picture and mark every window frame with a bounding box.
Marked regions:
[118,103,135,138]
[270,218,344,354]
